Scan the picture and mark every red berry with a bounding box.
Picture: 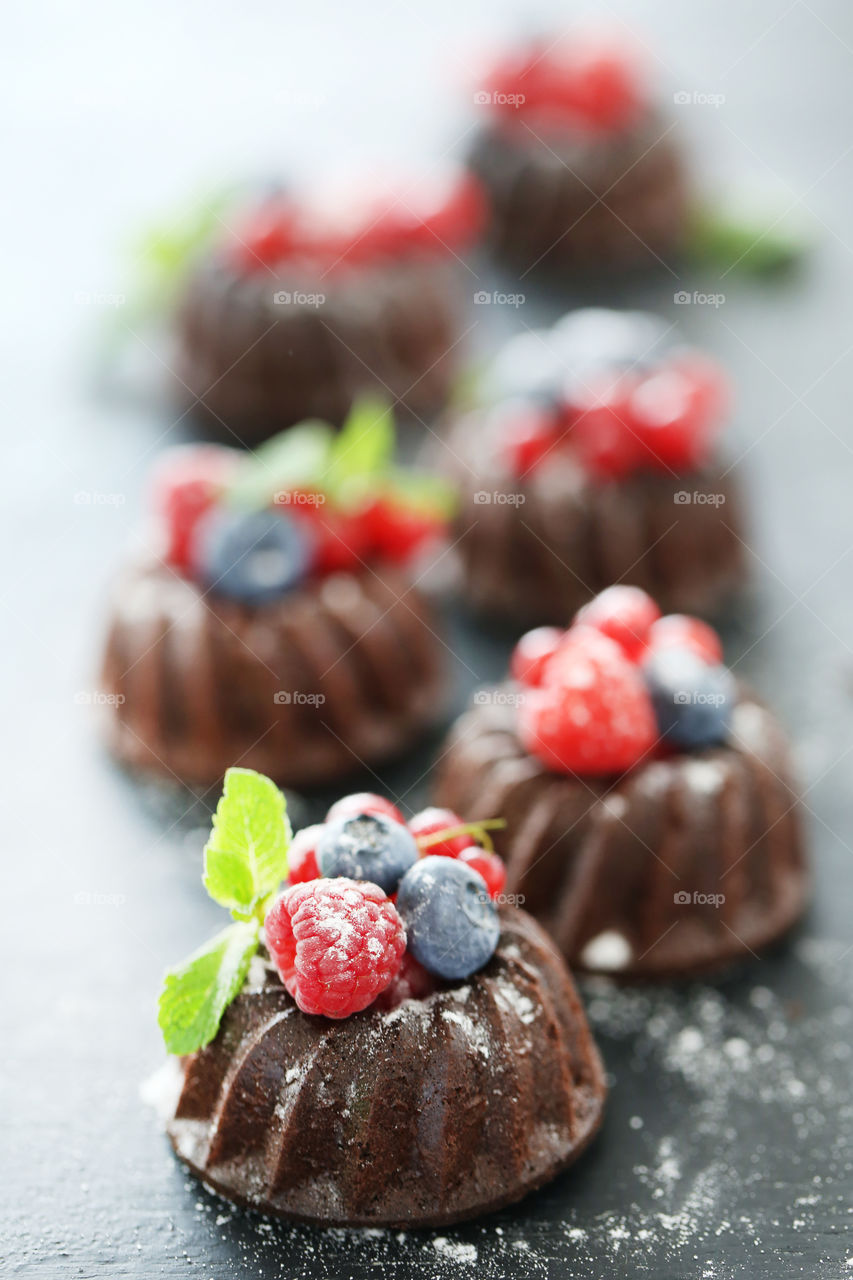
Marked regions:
[408,807,477,858]
[500,408,561,476]
[229,198,300,272]
[518,629,657,775]
[152,445,239,574]
[363,497,445,565]
[265,878,406,1018]
[649,614,723,665]
[629,354,729,471]
[562,43,642,132]
[510,627,566,686]
[374,950,437,1009]
[568,392,642,480]
[457,847,506,899]
[287,824,324,885]
[574,586,661,662]
[289,501,371,575]
[326,793,405,825]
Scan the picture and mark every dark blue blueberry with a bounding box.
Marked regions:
[316,813,419,896]
[195,508,313,605]
[643,647,734,749]
[395,856,500,980]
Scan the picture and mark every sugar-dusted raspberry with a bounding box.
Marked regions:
[265,878,406,1019]
[373,950,437,1010]
[575,585,661,662]
[629,354,729,471]
[519,630,657,775]
[457,847,507,899]
[151,445,239,574]
[510,626,565,686]
[286,824,324,885]
[408,807,476,858]
[326,793,404,825]
[648,614,723,665]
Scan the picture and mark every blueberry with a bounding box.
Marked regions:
[395,856,500,980]
[643,647,734,749]
[194,508,313,605]
[316,813,419,896]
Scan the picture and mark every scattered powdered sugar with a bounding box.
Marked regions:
[431,1237,478,1264]
[580,929,633,971]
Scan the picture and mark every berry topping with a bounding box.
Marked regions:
[362,497,446,564]
[518,630,658,775]
[264,878,406,1018]
[152,445,239,573]
[396,856,500,980]
[316,812,419,895]
[649,614,723,665]
[643,648,734,749]
[374,950,437,1010]
[575,585,661,661]
[326,793,404,825]
[499,406,561,476]
[408,807,477,859]
[286,824,324,885]
[569,394,642,480]
[630,354,729,470]
[457,847,507,899]
[288,503,371,575]
[193,508,314,605]
[510,627,565,686]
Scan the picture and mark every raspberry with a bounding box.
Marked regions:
[264,878,406,1018]
[629,354,728,471]
[457,847,506,899]
[510,627,566,686]
[649,614,723,665]
[287,824,324,885]
[363,497,445,565]
[499,408,561,476]
[151,445,239,574]
[569,393,642,479]
[408,807,476,858]
[289,502,370,575]
[519,630,657,774]
[230,198,300,272]
[575,586,661,662]
[326,793,404,825]
[373,951,437,1010]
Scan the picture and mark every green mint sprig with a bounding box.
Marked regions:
[158,768,291,1055]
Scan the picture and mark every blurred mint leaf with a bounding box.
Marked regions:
[324,397,395,499]
[688,201,809,275]
[225,422,335,510]
[203,767,291,916]
[383,467,457,520]
[158,920,259,1055]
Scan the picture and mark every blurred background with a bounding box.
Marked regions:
[4,3,853,1277]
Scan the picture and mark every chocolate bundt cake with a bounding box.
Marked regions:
[166,909,605,1227]
[173,171,484,444]
[433,590,808,979]
[444,309,745,627]
[98,407,452,788]
[468,35,688,273]
[100,562,443,789]
[157,774,606,1227]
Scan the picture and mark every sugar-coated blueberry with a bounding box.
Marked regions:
[395,856,500,980]
[316,812,419,895]
[643,647,734,749]
[194,508,313,605]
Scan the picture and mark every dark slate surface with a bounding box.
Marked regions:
[3,2,853,1277]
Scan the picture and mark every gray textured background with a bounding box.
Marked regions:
[3,2,853,1276]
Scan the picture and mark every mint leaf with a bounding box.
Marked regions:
[226,422,334,510]
[158,920,259,1055]
[688,201,809,275]
[324,397,394,500]
[383,467,457,520]
[203,767,291,916]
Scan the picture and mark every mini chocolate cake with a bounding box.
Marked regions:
[166,909,606,1227]
[433,591,808,979]
[444,310,745,627]
[468,35,688,273]
[97,407,452,788]
[173,172,484,444]
[157,775,606,1227]
[100,561,444,789]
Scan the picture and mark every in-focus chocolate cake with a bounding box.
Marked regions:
[444,309,746,627]
[157,774,606,1227]
[467,33,688,273]
[434,589,808,979]
[173,170,484,444]
[98,404,452,788]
